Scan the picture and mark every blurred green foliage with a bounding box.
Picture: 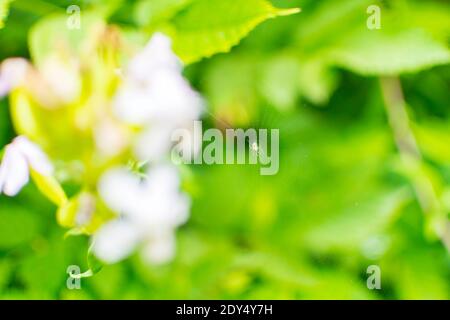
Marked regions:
[0,0,449,299]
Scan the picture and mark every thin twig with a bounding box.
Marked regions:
[380,76,450,251]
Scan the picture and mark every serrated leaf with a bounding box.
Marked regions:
[0,0,12,29]
[30,169,67,207]
[168,0,300,63]
[329,28,450,76]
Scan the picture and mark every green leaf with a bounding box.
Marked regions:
[203,55,259,126]
[134,0,193,27]
[260,53,340,109]
[84,0,125,18]
[304,188,411,251]
[260,54,301,111]
[297,58,338,105]
[29,13,104,68]
[0,0,12,29]
[167,0,300,63]
[295,0,372,50]
[329,28,450,76]
[413,121,450,165]
[396,1,450,43]
[30,169,67,207]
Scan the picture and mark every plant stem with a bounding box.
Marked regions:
[380,76,450,251]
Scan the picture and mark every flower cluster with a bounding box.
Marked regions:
[0,30,202,266]
[94,165,190,264]
[114,33,203,162]
[93,33,203,264]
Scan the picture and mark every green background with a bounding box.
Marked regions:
[0,0,449,299]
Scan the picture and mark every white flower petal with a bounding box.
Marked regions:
[114,70,203,126]
[0,160,5,192]
[96,165,191,265]
[127,32,181,82]
[92,220,140,264]
[0,58,29,97]
[98,168,142,215]
[0,78,9,97]
[144,69,204,123]
[134,125,174,162]
[142,191,190,228]
[114,33,203,126]
[146,164,180,192]
[14,136,53,176]
[171,192,191,226]
[113,82,155,125]
[129,165,190,229]
[0,144,30,196]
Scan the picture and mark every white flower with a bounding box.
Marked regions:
[134,124,174,162]
[0,58,29,98]
[92,164,190,264]
[127,32,182,82]
[115,70,203,125]
[92,33,201,265]
[113,33,203,126]
[91,219,139,264]
[0,136,53,196]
